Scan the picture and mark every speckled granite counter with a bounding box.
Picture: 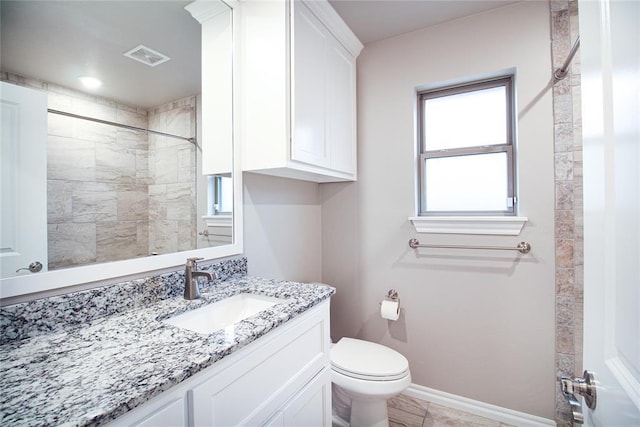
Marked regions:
[0,258,335,426]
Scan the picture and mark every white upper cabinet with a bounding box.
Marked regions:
[241,0,363,183]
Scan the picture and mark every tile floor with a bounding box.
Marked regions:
[388,394,515,427]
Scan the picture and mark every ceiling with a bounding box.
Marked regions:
[0,0,202,109]
[329,0,521,45]
[1,0,519,109]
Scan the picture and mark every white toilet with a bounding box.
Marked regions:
[331,337,411,427]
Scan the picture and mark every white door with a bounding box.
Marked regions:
[580,0,640,425]
[0,81,48,280]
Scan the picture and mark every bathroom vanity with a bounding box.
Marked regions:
[0,259,334,426]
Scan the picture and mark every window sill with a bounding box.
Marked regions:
[203,214,232,228]
[408,216,528,236]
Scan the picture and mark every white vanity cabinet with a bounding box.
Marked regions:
[109,300,331,427]
[241,0,363,183]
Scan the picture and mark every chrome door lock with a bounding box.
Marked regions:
[560,370,597,424]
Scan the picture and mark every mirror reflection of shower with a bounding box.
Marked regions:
[39,81,202,269]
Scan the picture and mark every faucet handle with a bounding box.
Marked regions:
[186,257,204,267]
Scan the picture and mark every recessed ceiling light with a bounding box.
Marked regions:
[79,76,102,89]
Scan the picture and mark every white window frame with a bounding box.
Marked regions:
[417,75,517,217]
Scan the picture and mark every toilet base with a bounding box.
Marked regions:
[350,399,390,427]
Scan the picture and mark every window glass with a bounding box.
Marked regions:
[207,175,233,215]
[417,75,515,216]
[423,86,507,151]
[424,152,508,212]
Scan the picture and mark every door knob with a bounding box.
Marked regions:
[16,261,43,273]
[560,370,597,424]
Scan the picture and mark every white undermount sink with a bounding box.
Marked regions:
[162,293,290,334]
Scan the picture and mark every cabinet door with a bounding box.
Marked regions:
[327,40,356,174]
[109,395,187,427]
[291,2,329,168]
[282,368,331,427]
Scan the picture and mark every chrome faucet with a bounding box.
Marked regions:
[184,257,215,300]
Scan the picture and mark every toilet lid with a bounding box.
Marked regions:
[331,338,409,380]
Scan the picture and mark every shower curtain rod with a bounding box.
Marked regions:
[47,108,196,145]
[554,36,581,81]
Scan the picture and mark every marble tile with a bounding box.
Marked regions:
[389,394,430,417]
[47,91,73,111]
[72,119,116,144]
[148,110,166,133]
[166,106,194,138]
[555,267,575,296]
[116,107,147,129]
[117,185,149,221]
[556,325,575,354]
[47,112,74,138]
[423,403,501,427]
[154,146,179,184]
[166,183,195,221]
[554,123,574,153]
[555,239,575,269]
[95,143,136,183]
[555,181,574,210]
[47,135,96,181]
[71,97,117,121]
[177,145,196,183]
[149,220,178,254]
[556,295,575,327]
[47,180,73,223]
[389,406,425,427]
[72,182,118,223]
[135,149,151,185]
[137,221,150,256]
[48,222,96,269]
[96,221,142,263]
[149,184,168,220]
[555,152,573,181]
[117,128,149,150]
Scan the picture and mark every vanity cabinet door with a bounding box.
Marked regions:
[191,300,330,426]
[108,393,187,427]
[281,367,332,426]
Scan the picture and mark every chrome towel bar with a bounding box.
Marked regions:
[408,238,531,254]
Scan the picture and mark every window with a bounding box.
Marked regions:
[207,175,233,215]
[417,76,516,216]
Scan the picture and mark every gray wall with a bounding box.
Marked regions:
[240,1,569,420]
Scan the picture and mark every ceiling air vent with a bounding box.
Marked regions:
[123,44,171,67]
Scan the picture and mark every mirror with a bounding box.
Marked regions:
[0,0,241,299]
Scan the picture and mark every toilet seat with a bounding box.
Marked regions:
[331,338,409,381]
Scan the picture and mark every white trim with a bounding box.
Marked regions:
[203,214,233,228]
[185,0,231,23]
[409,216,528,235]
[405,384,556,427]
[301,0,363,58]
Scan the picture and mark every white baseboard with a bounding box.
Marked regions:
[404,384,556,427]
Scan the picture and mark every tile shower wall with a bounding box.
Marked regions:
[0,72,197,269]
[148,98,197,254]
[550,1,583,425]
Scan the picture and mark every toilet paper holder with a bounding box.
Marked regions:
[385,289,399,302]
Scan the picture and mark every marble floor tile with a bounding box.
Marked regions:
[387,394,514,427]
[389,394,430,417]
[423,403,501,427]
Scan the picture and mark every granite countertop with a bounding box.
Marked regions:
[0,274,335,426]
